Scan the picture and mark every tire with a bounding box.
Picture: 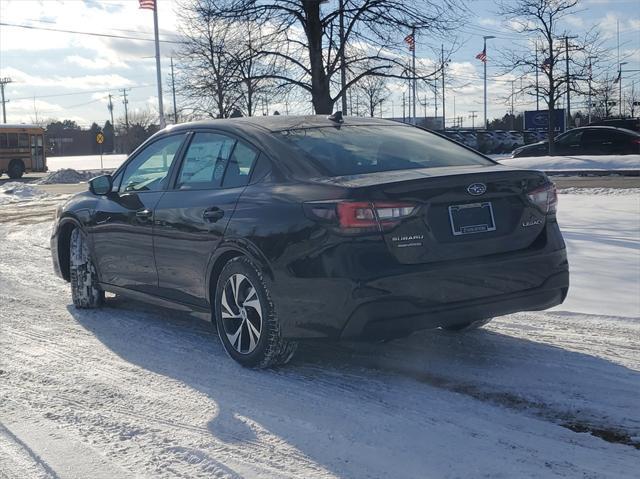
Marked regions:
[441,318,493,332]
[69,228,104,308]
[214,256,297,368]
[8,160,24,179]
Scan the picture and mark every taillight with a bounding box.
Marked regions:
[305,200,417,233]
[527,183,557,214]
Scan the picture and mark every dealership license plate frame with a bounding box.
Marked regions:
[448,201,497,236]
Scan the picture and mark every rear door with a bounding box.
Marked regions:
[153,131,260,307]
[555,129,583,155]
[90,134,187,293]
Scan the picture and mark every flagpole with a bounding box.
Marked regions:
[153,1,165,128]
[412,27,416,125]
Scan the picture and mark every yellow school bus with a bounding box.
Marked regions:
[0,124,47,179]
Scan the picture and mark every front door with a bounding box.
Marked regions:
[89,134,187,294]
[153,131,260,307]
[30,134,45,171]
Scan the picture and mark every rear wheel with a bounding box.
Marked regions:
[8,160,24,179]
[214,256,297,368]
[442,318,492,332]
[70,228,104,308]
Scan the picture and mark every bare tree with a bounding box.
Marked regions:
[499,0,600,154]
[176,2,244,119]
[196,0,465,114]
[354,75,390,117]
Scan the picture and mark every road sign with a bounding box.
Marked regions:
[96,132,105,144]
[524,109,566,133]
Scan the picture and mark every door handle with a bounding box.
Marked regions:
[203,207,224,222]
[136,209,153,219]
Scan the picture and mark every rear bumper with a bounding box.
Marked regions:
[341,270,568,339]
[275,244,569,339]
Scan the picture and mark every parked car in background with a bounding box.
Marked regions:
[507,131,525,149]
[588,118,639,133]
[51,115,569,368]
[512,126,640,157]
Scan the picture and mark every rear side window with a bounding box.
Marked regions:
[176,132,236,189]
[0,133,6,148]
[276,125,492,176]
[222,141,258,188]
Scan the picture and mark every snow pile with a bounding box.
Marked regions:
[47,154,127,172]
[37,168,107,184]
[0,182,49,205]
[500,154,640,171]
[558,187,640,196]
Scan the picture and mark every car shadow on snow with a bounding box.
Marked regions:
[68,296,640,476]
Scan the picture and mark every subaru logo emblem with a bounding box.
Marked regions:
[467,183,487,196]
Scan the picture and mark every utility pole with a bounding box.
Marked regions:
[402,91,406,121]
[107,93,116,153]
[469,110,478,129]
[535,43,539,111]
[441,44,446,130]
[121,88,130,130]
[561,35,577,127]
[482,36,495,129]
[339,0,348,114]
[618,62,628,117]
[510,80,516,130]
[0,77,12,124]
[170,57,178,124]
[587,56,595,124]
[411,27,417,124]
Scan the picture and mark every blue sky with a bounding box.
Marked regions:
[0,0,638,128]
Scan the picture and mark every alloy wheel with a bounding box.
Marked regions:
[220,273,263,354]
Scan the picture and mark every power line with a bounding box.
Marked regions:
[0,22,183,44]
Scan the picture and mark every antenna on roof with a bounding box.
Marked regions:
[328,111,344,123]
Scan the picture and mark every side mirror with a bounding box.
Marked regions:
[89,175,113,195]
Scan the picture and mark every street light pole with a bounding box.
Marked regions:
[483,36,495,130]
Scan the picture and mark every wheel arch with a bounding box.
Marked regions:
[205,239,274,306]
[56,217,84,282]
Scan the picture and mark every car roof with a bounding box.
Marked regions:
[165,115,406,135]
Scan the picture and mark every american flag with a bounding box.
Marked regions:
[475,47,487,63]
[404,33,415,52]
[139,0,155,10]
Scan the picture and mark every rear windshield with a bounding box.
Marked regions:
[276,125,493,176]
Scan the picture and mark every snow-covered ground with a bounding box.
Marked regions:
[46,154,127,172]
[0,190,638,478]
[499,154,640,171]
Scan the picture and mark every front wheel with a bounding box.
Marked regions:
[214,257,297,368]
[441,318,492,332]
[69,228,104,308]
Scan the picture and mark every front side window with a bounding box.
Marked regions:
[0,133,6,148]
[276,125,492,177]
[120,134,186,193]
[176,132,236,189]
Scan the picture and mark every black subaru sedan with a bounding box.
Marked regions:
[51,115,569,368]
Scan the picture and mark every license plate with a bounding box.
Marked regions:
[448,202,496,236]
